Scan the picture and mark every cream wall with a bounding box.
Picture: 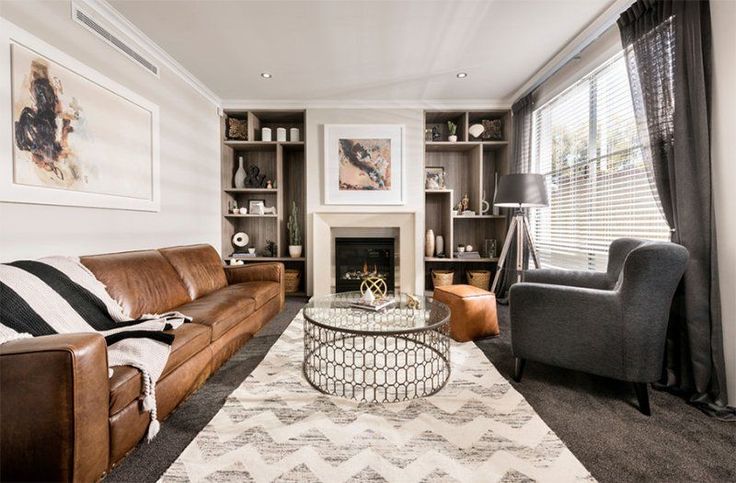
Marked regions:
[711,0,736,407]
[0,1,220,261]
[305,108,425,296]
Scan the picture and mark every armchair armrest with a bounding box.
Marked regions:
[1,333,110,482]
[226,262,285,308]
[510,282,625,379]
[523,268,611,290]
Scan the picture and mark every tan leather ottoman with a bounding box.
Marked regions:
[433,284,499,342]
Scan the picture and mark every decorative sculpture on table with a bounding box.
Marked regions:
[361,276,387,298]
[459,193,470,213]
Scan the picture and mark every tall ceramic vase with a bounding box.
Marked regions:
[435,235,444,256]
[234,156,246,188]
[425,229,435,257]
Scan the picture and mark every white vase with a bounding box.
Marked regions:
[289,245,303,258]
[290,128,300,142]
[276,128,287,142]
[262,128,272,141]
[234,157,246,188]
[435,235,444,256]
[425,229,435,257]
[448,135,458,143]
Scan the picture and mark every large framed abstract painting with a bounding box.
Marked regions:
[0,20,160,211]
[323,124,405,205]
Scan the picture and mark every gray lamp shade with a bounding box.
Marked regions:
[494,173,549,208]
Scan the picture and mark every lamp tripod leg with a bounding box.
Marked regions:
[522,215,541,269]
[490,216,518,294]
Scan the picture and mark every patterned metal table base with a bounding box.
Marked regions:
[303,296,451,403]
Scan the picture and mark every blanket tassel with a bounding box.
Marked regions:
[141,371,160,442]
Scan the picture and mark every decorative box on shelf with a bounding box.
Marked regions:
[454,251,481,259]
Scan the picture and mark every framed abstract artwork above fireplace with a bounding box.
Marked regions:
[323,124,405,205]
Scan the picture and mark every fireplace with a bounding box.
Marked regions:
[334,238,395,293]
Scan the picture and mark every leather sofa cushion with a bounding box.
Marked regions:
[176,284,257,341]
[109,323,210,415]
[235,281,280,309]
[159,245,228,300]
[81,250,190,318]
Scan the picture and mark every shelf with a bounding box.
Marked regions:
[425,141,508,152]
[425,189,453,194]
[223,140,304,151]
[224,214,277,218]
[425,257,499,263]
[453,214,505,219]
[224,188,277,193]
[224,256,305,263]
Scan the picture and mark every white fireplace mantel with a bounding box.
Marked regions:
[311,212,419,297]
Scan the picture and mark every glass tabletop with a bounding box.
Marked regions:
[303,291,450,334]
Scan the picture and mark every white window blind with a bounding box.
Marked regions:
[530,51,671,271]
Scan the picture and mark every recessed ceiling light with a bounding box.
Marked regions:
[456,72,468,79]
[260,72,272,79]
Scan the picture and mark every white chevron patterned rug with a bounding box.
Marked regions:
[161,312,593,482]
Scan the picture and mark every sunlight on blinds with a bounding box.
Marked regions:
[530,52,671,271]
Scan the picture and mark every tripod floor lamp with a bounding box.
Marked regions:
[490,173,549,294]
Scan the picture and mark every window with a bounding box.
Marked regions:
[530,51,671,271]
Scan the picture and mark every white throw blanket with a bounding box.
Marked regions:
[0,256,189,440]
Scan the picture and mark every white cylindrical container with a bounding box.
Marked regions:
[290,128,300,142]
[276,127,287,142]
[261,127,272,142]
[435,235,444,256]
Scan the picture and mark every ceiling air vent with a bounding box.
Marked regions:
[72,4,159,77]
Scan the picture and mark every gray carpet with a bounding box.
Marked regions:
[106,300,736,482]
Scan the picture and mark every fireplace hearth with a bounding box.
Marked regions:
[335,238,395,293]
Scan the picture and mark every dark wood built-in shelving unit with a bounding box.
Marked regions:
[220,110,308,295]
[424,109,512,290]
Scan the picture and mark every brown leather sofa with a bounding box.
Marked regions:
[0,244,285,482]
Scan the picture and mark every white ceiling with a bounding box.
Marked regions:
[109,0,613,104]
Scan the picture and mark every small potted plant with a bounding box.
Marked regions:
[447,121,458,142]
[288,201,303,258]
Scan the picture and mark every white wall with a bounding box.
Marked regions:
[711,0,736,407]
[0,1,220,261]
[305,108,425,295]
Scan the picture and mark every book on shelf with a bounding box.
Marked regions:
[231,252,257,258]
[350,297,397,312]
[454,251,481,259]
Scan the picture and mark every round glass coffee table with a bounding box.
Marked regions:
[302,292,451,403]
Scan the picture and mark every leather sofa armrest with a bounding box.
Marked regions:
[1,333,110,482]
[226,262,285,308]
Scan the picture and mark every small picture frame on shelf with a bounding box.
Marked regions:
[425,166,446,190]
[248,200,265,215]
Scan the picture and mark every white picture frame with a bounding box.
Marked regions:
[323,124,405,205]
[0,19,161,212]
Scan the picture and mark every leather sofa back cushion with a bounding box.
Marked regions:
[80,250,190,318]
[159,245,228,300]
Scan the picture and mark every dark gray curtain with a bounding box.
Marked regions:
[496,92,535,303]
[619,0,734,419]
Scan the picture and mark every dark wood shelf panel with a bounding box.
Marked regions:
[224,188,278,193]
[425,257,498,263]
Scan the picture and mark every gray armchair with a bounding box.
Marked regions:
[509,238,688,415]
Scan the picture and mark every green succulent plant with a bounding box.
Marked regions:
[288,201,301,246]
[447,121,457,136]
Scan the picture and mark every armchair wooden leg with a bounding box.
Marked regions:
[513,357,526,382]
[634,383,651,416]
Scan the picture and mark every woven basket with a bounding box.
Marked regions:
[432,270,454,288]
[285,269,301,293]
[467,270,491,291]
